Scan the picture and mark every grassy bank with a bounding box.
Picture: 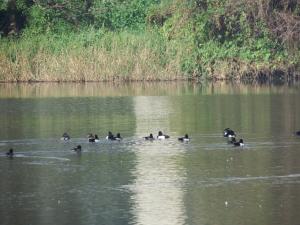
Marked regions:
[0,0,299,82]
[0,29,185,82]
[1,28,298,82]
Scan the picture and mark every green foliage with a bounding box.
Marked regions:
[170,0,291,78]
[146,0,174,26]
[1,0,299,81]
[24,1,86,34]
[25,5,48,35]
[91,0,160,30]
[0,0,30,11]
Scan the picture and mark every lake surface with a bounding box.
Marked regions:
[0,82,300,225]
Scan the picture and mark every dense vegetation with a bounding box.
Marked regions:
[0,0,299,82]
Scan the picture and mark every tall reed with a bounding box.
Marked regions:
[0,28,298,82]
[0,29,184,82]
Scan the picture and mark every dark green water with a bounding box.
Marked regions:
[0,82,300,225]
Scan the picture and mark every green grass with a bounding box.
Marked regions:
[0,28,186,82]
[0,0,299,82]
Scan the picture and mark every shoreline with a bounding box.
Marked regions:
[0,71,299,83]
[1,80,299,99]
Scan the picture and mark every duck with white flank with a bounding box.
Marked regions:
[89,134,100,143]
[144,133,155,141]
[6,148,14,158]
[105,132,122,141]
[115,133,122,141]
[106,131,116,140]
[223,128,236,138]
[61,132,70,141]
[178,134,190,142]
[157,131,170,140]
[233,139,244,147]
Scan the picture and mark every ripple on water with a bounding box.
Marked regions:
[190,173,300,188]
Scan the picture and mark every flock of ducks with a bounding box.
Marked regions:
[223,128,244,146]
[4,129,300,157]
[224,128,300,147]
[69,131,190,153]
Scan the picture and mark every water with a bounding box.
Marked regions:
[0,82,300,225]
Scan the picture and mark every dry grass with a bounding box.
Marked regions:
[0,46,296,82]
[0,30,186,82]
[0,27,298,82]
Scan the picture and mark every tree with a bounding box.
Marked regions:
[0,0,30,36]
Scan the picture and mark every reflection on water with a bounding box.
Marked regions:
[0,81,300,98]
[0,82,300,225]
[131,96,186,225]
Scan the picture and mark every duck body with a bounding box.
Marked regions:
[72,145,82,152]
[87,133,94,138]
[157,131,170,140]
[233,139,244,147]
[115,133,122,141]
[105,132,122,141]
[178,134,190,142]
[223,128,236,138]
[6,149,14,158]
[105,131,115,140]
[144,133,155,141]
[89,134,100,143]
[296,131,300,136]
[61,132,70,141]
[88,133,95,142]
[228,137,237,144]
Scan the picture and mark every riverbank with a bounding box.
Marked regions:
[0,0,299,82]
[1,29,299,82]
[0,30,184,82]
